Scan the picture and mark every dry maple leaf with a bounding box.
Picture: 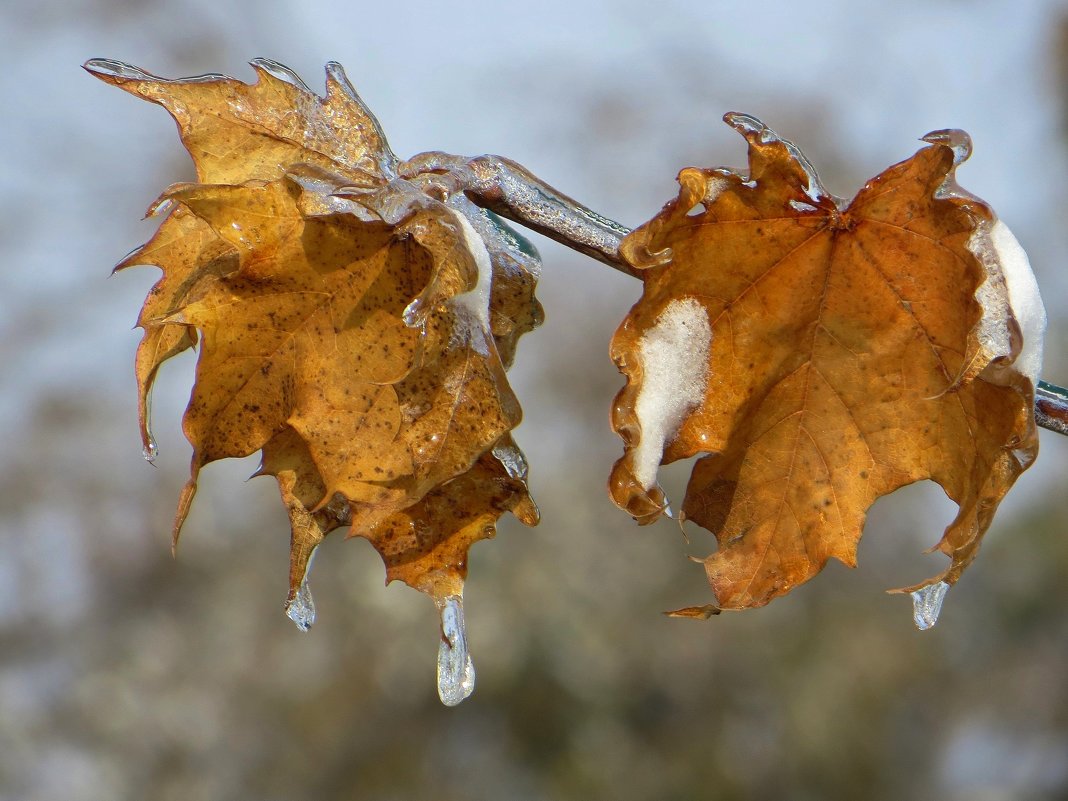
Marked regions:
[610,113,1045,617]
[87,59,541,626]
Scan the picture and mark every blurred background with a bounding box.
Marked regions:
[3,1,1068,799]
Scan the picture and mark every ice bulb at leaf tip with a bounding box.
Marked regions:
[437,595,475,707]
[83,58,151,80]
[922,129,972,165]
[910,581,949,631]
[142,439,158,464]
[285,576,316,632]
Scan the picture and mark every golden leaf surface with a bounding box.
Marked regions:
[610,113,1042,613]
[88,59,541,608]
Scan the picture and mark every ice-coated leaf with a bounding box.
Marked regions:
[91,59,541,614]
[610,112,1044,612]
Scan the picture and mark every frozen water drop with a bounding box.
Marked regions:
[285,575,316,632]
[922,129,972,165]
[910,581,949,630]
[402,297,426,328]
[436,595,475,706]
[491,440,528,480]
[142,440,158,464]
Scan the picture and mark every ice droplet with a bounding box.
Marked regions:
[491,440,528,480]
[142,440,158,464]
[285,573,316,633]
[401,297,426,328]
[910,581,950,630]
[922,128,973,165]
[284,551,316,636]
[437,595,475,706]
[285,547,319,632]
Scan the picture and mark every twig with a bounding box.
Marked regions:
[1037,382,1068,436]
[406,152,1068,438]
[400,153,635,276]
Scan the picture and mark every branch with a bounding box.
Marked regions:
[1037,382,1068,435]
[402,152,1068,438]
[399,153,635,276]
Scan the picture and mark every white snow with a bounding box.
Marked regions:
[702,176,729,207]
[991,220,1046,386]
[968,219,1046,386]
[631,298,712,490]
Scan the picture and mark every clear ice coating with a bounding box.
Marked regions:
[723,111,827,202]
[922,128,973,166]
[249,57,312,92]
[142,439,158,464]
[285,575,316,632]
[83,58,155,81]
[911,581,950,630]
[436,595,475,706]
[83,58,232,84]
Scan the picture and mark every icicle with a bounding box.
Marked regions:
[910,581,949,630]
[285,549,318,632]
[436,595,475,706]
[285,576,316,632]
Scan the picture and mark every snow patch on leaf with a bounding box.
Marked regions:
[613,113,1040,612]
[968,218,1046,387]
[632,298,712,490]
[991,221,1046,385]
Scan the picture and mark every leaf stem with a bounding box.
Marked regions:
[407,152,1068,438]
[401,152,636,276]
[1037,381,1068,436]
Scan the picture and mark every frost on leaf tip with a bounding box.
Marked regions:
[611,112,1043,613]
[93,59,541,612]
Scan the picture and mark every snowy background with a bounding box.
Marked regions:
[3,1,1068,799]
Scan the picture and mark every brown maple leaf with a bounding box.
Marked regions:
[87,58,541,614]
[610,113,1045,615]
